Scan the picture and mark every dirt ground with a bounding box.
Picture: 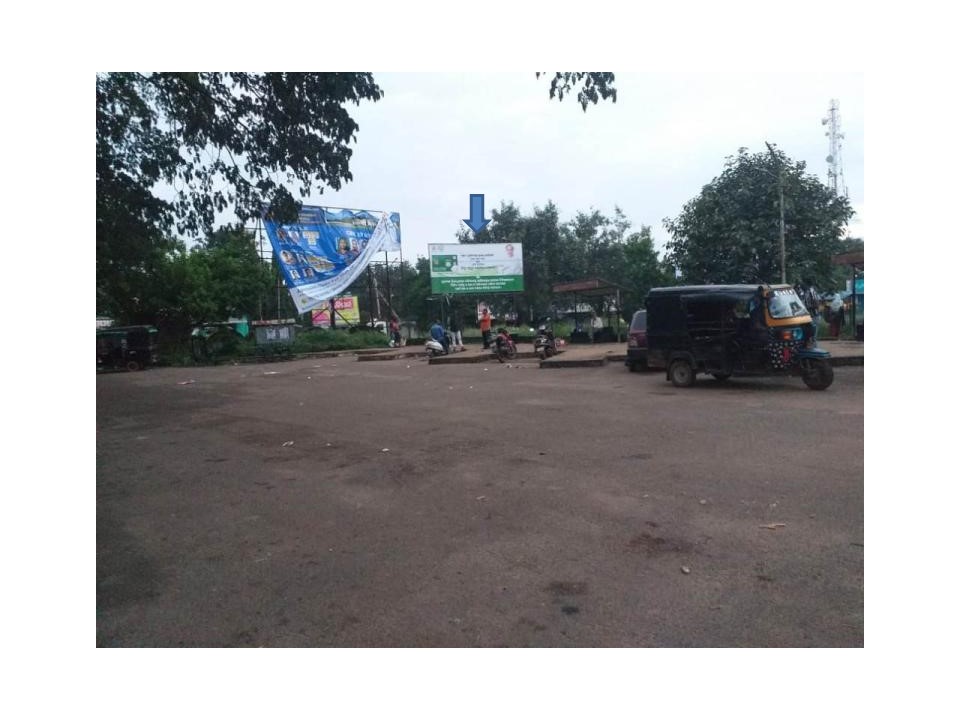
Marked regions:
[96,355,864,647]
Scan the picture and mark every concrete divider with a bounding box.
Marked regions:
[242,340,863,369]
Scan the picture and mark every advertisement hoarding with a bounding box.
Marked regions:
[428,243,524,294]
[263,205,401,314]
[310,295,361,328]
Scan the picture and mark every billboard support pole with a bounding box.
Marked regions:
[384,251,393,320]
[367,266,376,328]
[256,217,265,321]
[617,288,622,343]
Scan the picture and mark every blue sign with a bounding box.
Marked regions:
[854,277,864,294]
[264,206,401,314]
[462,194,491,233]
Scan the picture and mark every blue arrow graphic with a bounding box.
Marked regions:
[462,194,491,233]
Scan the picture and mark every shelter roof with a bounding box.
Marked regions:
[551,278,625,296]
[831,250,864,268]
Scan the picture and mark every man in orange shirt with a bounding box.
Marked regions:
[479,307,492,348]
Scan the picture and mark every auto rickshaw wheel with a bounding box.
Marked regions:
[669,358,695,388]
[802,359,834,390]
[126,359,142,372]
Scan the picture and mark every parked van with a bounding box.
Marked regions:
[624,309,648,371]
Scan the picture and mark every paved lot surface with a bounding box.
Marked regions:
[97,355,863,647]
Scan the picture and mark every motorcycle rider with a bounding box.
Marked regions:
[429,318,450,354]
[494,327,512,351]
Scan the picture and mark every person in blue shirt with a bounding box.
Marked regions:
[430,318,450,353]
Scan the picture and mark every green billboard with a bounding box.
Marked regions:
[427,243,524,295]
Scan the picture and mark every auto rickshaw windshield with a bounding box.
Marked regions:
[766,288,809,319]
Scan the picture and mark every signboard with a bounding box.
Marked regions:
[428,243,524,294]
[854,277,864,294]
[310,295,361,328]
[264,205,401,314]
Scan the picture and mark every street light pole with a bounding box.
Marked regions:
[778,179,786,284]
[765,142,786,284]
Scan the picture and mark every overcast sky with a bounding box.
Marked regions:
[286,72,863,262]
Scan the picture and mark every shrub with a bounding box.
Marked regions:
[291,328,388,353]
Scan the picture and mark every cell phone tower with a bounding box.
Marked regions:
[821,99,848,197]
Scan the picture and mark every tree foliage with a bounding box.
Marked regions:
[96,72,383,319]
[187,226,274,322]
[97,71,626,333]
[663,146,853,287]
[537,73,617,111]
[456,202,670,324]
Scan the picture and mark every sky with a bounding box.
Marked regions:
[283,72,864,262]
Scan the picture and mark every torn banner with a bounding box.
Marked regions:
[263,206,401,314]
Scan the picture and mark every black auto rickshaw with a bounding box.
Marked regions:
[96,325,159,371]
[645,284,834,390]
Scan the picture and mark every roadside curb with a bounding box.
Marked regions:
[232,345,863,369]
[429,351,539,365]
[541,357,608,368]
[358,350,423,361]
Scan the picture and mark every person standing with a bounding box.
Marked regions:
[479,307,492,349]
[389,315,402,347]
[449,311,463,351]
[829,294,845,339]
[590,311,603,342]
[801,279,822,347]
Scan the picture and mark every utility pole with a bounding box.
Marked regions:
[777,176,785,284]
[765,142,786,283]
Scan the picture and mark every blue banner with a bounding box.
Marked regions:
[264,205,401,314]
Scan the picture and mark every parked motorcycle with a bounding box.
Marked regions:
[533,321,558,359]
[492,328,517,363]
[425,331,452,358]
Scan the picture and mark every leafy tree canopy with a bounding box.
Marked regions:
[97,72,382,234]
[537,72,617,111]
[663,146,853,288]
[96,72,620,328]
[458,202,669,323]
[96,72,383,319]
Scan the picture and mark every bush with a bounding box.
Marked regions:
[291,328,389,353]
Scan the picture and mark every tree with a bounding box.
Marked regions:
[96,72,383,320]
[97,72,617,328]
[663,146,853,287]
[620,226,673,316]
[188,225,274,322]
[537,73,617,111]
[458,201,566,324]
[455,202,668,325]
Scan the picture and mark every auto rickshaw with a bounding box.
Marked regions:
[96,325,159,371]
[645,284,834,390]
